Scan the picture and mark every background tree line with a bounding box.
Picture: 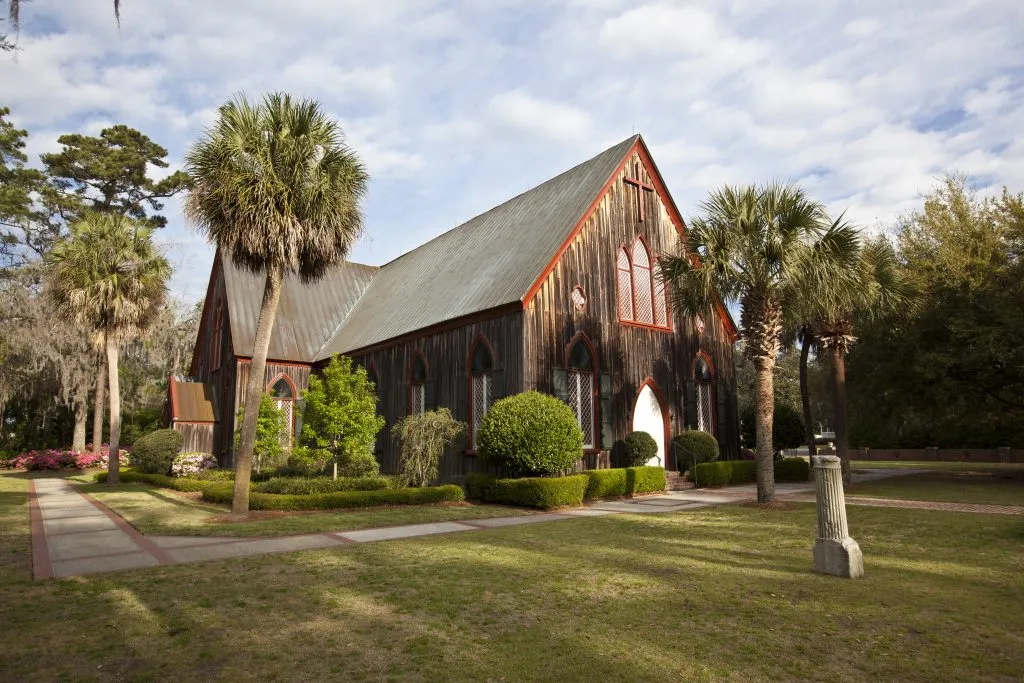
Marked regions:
[0,105,196,455]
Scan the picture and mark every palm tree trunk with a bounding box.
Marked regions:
[91,345,106,454]
[754,360,776,503]
[72,384,88,454]
[106,340,121,485]
[232,266,284,514]
[800,328,817,460]
[830,345,851,486]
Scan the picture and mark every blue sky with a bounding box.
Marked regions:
[3,0,1022,304]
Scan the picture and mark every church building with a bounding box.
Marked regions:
[168,135,740,478]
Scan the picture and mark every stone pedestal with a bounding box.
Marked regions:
[812,455,863,579]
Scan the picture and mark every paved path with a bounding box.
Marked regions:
[786,493,1024,515]
[28,468,917,579]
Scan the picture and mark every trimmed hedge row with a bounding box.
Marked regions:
[96,470,464,510]
[467,466,667,509]
[465,473,589,509]
[692,458,810,487]
[200,483,464,511]
[253,476,391,495]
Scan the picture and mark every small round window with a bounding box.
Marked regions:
[571,286,587,312]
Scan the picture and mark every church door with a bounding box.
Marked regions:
[632,384,666,468]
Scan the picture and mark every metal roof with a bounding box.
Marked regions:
[318,135,639,357]
[171,380,218,422]
[219,135,639,362]
[222,257,378,362]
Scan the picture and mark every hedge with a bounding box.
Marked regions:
[622,431,658,466]
[626,466,666,495]
[253,476,391,495]
[200,484,465,511]
[671,431,719,472]
[464,473,589,509]
[95,470,215,493]
[775,457,810,482]
[583,468,628,498]
[131,429,183,474]
[692,458,809,487]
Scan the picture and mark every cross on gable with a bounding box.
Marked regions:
[623,161,655,222]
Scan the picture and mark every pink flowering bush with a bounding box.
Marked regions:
[3,446,129,470]
[171,452,218,478]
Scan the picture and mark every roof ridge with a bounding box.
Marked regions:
[376,135,640,271]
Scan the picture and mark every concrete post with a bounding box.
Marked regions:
[812,455,863,578]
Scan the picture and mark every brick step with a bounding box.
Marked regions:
[664,471,694,491]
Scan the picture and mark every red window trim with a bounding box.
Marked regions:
[265,373,297,439]
[616,237,672,331]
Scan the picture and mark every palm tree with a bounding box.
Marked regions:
[185,93,368,513]
[802,238,917,485]
[660,184,859,503]
[46,212,169,484]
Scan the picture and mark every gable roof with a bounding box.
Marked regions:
[222,255,378,362]
[317,135,640,357]
[216,134,736,363]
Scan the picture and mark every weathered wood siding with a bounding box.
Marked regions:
[350,311,524,479]
[172,422,215,454]
[187,259,235,460]
[523,151,740,463]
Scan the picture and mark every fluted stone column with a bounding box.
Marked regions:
[812,455,863,578]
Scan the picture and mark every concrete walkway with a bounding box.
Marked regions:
[29,468,914,579]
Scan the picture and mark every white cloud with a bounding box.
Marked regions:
[486,90,593,143]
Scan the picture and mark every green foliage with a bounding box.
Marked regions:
[583,469,628,499]
[95,469,214,493]
[392,408,464,487]
[848,176,1024,447]
[41,124,189,229]
[740,404,804,453]
[477,391,583,476]
[235,394,286,473]
[0,107,46,231]
[299,355,385,478]
[622,431,658,466]
[130,429,182,474]
[201,483,464,511]
[692,459,806,487]
[774,457,810,482]
[193,468,235,482]
[625,466,667,495]
[465,474,589,509]
[671,431,720,472]
[253,476,390,495]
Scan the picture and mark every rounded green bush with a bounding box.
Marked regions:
[671,431,720,472]
[622,431,658,466]
[131,428,183,474]
[477,391,584,476]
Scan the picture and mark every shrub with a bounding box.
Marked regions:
[235,394,287,473]
[95,470,215,493]
[465,474,588,509]
[193,468,235,481]
[741,404,804,453]
[201,484,465,510]
[298,355,386,477]
[622,431,658,466]
[626,466,667,494]
[774,457,810,482]
[392,408,464,487]
[464,472,496,501]
[671,431,720,472]
[477,391,583,476]
[691,459,806,487]
[253,476,390,495]
[171,452,218,478]
[131,429,183,474]
[4,449,119,470]
[583,469,628,499]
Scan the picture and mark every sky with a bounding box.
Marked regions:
[3,0,1022,305]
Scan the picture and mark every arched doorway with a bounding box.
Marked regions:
[632,383,666,467]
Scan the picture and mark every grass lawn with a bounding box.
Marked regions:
[848,472,1024,506]
[76,482,532,537]
[2,472,1023,681]
[852,460,1024,473]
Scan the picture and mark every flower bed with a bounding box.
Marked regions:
[3,447,128,470]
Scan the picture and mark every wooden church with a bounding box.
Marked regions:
[167,135,740,478]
